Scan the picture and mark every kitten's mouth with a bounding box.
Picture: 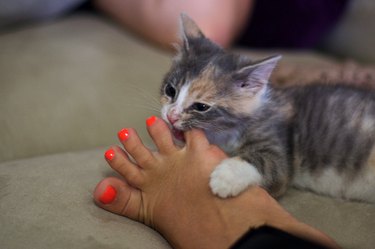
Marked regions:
[172,128,185,142]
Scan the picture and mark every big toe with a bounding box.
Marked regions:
[94,177,142,221]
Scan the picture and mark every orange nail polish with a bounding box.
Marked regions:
[99,185,117,204]
[104,149,115,161]
[118,128,129,141]
[146,116,157,127]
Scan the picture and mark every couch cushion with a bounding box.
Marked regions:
[0,148,374,249]
[321,0,375,64]
[0,149,171,249]
[0,13,171,162]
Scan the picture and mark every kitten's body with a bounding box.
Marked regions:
[229,83,375,201]
[160,15,375,202]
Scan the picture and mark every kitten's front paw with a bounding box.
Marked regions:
[209,157,262,198]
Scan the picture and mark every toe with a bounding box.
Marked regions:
[105,146,145,187]
[146,116,177,154]
[94,177,142,221]
[185,129,210,150]
[117,128,154,168]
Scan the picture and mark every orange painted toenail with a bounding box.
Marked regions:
[104,149,115,161]
[146,116,157,127]
[118,128,130,141]
[99,185,117,204]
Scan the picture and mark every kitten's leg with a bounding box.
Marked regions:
[209,157,262,198]
[210,152,290,198]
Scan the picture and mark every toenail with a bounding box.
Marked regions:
[104,149,115,161]
[99,185,117,204]
[118,128,130,141]
[146,116,157,127]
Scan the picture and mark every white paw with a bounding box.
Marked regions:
[209,157,262,198]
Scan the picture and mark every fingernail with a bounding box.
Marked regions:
[118,128,129,141]
[99,185,117,204]
[146,116,157,127]
[104,148,115,161]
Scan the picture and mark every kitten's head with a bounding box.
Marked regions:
[160,14,280,142]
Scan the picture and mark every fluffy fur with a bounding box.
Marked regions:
[160,14,375,202]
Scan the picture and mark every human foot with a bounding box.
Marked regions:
[94,116,238,248]
[93,116,339,249]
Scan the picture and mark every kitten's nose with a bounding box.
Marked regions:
[167,114,178,125]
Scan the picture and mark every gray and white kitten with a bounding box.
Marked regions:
[160,14,375,202]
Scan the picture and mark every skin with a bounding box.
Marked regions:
[93,116,340,249]
[93,0,254,49]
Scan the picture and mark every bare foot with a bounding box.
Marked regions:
[93,116,339,249]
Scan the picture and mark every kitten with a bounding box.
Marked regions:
[160,14,375,203]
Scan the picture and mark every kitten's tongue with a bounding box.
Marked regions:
[172,128,185,142]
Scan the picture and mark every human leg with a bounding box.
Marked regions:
[93,0,253,49]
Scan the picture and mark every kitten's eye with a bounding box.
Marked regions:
[165,83,176,98]
[191,102,210,112]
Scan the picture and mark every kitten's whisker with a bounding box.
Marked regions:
[125,99,161,112]
[122,96,161,110]
[122,103,161,113]
[126,84,161,106]
[122,88,162,112]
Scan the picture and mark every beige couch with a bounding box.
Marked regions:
[0,13,374,249]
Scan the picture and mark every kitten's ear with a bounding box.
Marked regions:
[179,13,205,51]
[234,55,281,92]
